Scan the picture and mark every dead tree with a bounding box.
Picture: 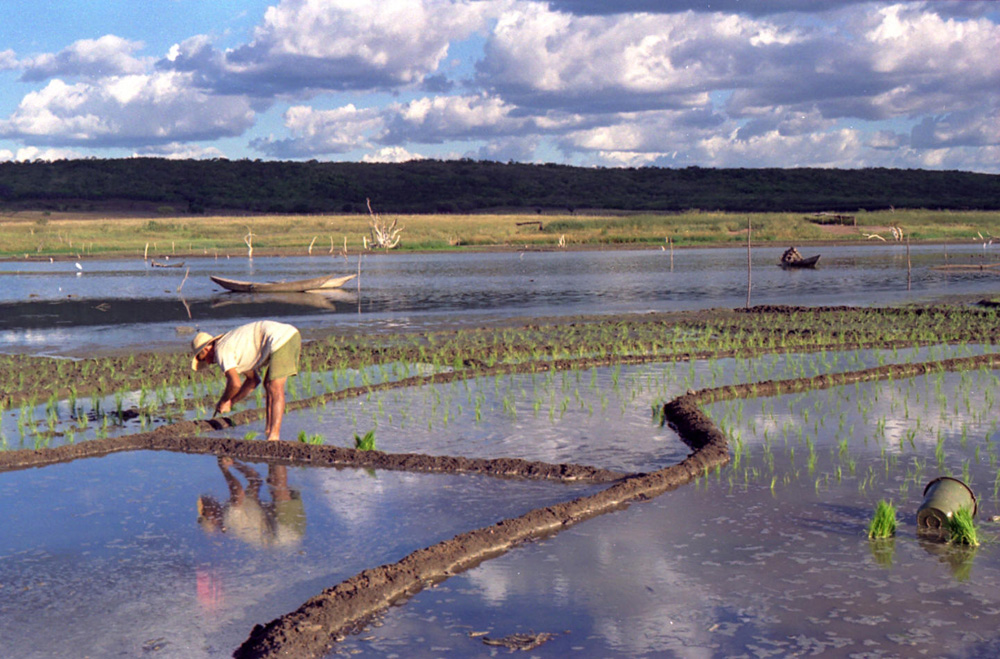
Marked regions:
[365,198,402,250]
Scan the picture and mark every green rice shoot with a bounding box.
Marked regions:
[948,507,980,546]
[297,430,324,445]
[354,429,377,451]
[867,500,897,539]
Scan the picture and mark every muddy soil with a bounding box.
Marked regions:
[4,304,1000,658]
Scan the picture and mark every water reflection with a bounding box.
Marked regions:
[917,533,977,582]
[197,457,306,549]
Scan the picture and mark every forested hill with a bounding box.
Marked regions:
[1,158,998,215]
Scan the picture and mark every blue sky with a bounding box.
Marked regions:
[1,1,998,171]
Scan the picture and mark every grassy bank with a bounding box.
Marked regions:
[3,208,1000,259]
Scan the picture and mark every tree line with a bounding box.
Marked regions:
[0,158,998,215]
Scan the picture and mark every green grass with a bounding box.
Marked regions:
[5,208,1000,258]
[868,499,897,539]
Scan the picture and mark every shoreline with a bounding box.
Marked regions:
[0,236,976,263]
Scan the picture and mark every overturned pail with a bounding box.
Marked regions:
[917,477,977,529]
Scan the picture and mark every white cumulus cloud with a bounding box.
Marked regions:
[19,35,151,82]
[213,0,495,94]
[0,73,256,146]
[382,93,527,143]
[250,103,385,157]
[362,145,425,162]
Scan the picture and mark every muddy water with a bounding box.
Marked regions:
[332,368,1000,657]
[3,244,999,357]
[0,451,599,659]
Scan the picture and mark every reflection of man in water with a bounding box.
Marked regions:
[190,320,301,441]
[197,456,306,548]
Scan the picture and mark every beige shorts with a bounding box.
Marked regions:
[265,332,300,382]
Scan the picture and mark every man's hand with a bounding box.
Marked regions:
[216,400,232,415]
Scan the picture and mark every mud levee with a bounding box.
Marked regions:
[0,423,627,483]
[674,352,1000,408]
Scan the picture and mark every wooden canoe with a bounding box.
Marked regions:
[210,273,356,293]
[779,254,820,269]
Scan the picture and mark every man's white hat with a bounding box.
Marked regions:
[191,331,221,371]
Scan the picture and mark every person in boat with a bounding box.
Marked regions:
[190,320,301,441]
[781,246,803,264]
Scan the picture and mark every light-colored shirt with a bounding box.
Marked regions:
[213,320,299,375]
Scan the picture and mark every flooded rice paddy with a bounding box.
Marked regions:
[5,247,1000,657]
[333,367,1000,658]
[8,349,1000,656]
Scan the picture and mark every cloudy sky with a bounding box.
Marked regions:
[0,1,997,171]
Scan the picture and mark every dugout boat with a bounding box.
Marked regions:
[210,273,356,293]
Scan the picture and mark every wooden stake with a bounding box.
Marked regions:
[176,267,190,294]
[746,216,752,309]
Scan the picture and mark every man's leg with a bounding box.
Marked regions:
[263,331,299,441]
[265,376,287,441]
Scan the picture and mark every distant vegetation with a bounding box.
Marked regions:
[5,208,1000,259]
[1,158,998,215]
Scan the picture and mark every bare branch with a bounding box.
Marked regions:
[365,198,403,250]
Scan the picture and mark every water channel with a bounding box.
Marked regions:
[2,243,998,356]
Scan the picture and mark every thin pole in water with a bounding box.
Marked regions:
[746,216,752,308]
[907,235,912,291]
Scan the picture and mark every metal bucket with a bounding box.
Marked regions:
[917,476,977,529]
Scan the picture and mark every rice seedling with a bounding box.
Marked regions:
[948,507,980,546]
[354,429,376,451]
[297,431,324,445]
[867,500,897,539]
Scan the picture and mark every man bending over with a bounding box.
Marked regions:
[191,320,301,441]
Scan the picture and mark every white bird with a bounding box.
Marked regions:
[74,262,82,270]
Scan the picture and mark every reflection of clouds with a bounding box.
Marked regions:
[745,410,799,446]
[856,374,994,451]
[304,469,388,529]
[458,512,716,656]
[300,366,691,472]
[303,469,423,531]
[733,371,999,456]
[464,561,512,606]
[573,526,715,656]
[0,328,75,346]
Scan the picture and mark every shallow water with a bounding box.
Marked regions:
[3,244,999,356]
[332,368,1000,657]
[0,451,599,658]
[207,345,993,473]
[0,362,441,451]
